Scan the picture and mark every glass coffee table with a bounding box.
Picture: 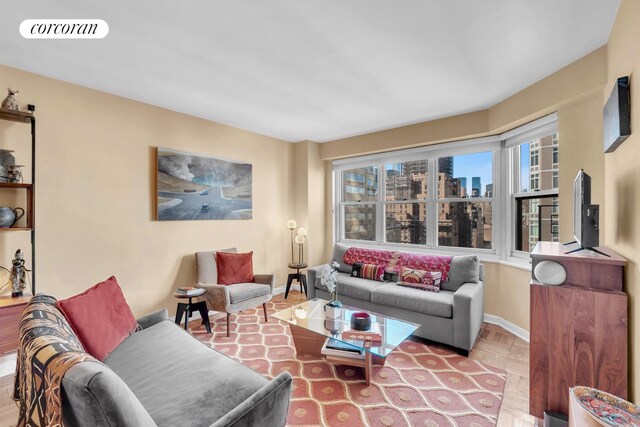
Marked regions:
[272,298,419,385]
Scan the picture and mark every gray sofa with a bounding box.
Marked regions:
[60,308,292,427]
[308,244,484,355]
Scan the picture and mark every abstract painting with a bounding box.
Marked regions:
[157,147,252,221]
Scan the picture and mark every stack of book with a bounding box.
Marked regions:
[321,338,365,360]
[342,322,382,343]
[176,286,202,296]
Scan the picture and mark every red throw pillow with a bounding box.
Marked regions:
[56,276,138,361]
[216,251,255,285]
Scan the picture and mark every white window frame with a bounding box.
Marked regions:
[503,113,558,262]
[332,113,558,266]
[334,136,501,258]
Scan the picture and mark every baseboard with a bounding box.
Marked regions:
[273,286,286,295]
[483,314,530,343]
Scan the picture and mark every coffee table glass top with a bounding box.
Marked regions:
[272,298,419,358]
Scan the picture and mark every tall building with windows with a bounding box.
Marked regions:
[438,157,453,178]
[471,177,481,197]
[456,177,467,197]
[522,133,560,250]
[343,167,378,240]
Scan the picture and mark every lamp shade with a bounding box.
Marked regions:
[286,220,297,230]
[294,235,305,244]
[297,227,308,236]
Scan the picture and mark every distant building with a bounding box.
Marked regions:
[471,177,481,197]
[522,133,560,251]
[485,183,493,197]
[438,157,453,178]
[456,177,467,197]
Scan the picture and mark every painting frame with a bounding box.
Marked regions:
[156,147,252,221]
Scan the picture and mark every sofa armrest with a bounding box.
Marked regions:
[196,283,231,312]
[136,309,168,329]
[306,265,327,300]
[210,372,292,427]
[254,274,276,294]
[452,281,484,352]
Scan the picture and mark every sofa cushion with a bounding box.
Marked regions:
[105,320,268,427]
[332,243,352,274]
[57,276,138,361]
[442,255,480,292]
[315,272,386,302]
[216,251,255,285]
[227,283,270,304]
[371,284,454,318]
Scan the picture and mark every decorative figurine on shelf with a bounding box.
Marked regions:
[7,165,24,183]
[1,88,19,111]
[10,249,28,297]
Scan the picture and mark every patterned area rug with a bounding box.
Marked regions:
[192,301,506,427]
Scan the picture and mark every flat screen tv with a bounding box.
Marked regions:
[603,76,631,153]
[566,169,607,256]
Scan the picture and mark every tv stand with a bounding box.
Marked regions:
[564,246,611,257]
[529,242,627,419]
[562,240,577,246]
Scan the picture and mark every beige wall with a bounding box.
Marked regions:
[0,64,294,316]
[316,46,609,338]
[604,0,640,403]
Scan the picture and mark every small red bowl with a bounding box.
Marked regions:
[351,312,372,331]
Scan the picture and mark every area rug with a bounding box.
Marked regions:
[192,301,506,427]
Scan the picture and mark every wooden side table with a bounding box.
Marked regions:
[174,289,211,333]
[285,263,307,299]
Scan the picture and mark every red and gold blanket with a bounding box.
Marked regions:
[13,294,98,427]
[343,247,452,282]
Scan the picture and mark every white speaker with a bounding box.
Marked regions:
[534,261,566,286]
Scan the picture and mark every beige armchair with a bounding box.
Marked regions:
[196,248,275,337]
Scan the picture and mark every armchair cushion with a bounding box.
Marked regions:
[216,251,255,285]
[196,248,237,285]
[227,283,270,304]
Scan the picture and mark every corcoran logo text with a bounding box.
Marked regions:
[20,19,109,39]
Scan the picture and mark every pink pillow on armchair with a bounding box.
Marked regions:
[56,276,138,361]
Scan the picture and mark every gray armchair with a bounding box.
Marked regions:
[196,248,275,337]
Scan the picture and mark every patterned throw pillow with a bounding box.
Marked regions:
[397,267,442,292]
[351,262,385,282]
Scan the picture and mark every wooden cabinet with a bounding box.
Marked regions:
[529,242,627,419]
[0,295,30,354]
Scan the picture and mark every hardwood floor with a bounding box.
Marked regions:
[0,291,537,426]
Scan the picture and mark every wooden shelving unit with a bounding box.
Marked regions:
[0,107,36,294]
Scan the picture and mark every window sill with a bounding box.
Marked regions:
[336,241,532,271]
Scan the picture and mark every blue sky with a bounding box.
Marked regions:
[453,152,493,195]
[520,143,530,191]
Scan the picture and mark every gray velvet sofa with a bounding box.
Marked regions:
[308,244,484,355]
[60,308,292,427]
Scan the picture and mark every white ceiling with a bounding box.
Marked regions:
[0,1,620,142]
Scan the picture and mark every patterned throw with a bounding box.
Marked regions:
[193,301,507,426]
[343,247,453,282]
[13,294,99,427]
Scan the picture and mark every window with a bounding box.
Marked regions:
[385,161,427,245]
[342,167,378,241]
[437,152,493,249]
[335,113,558,260]
[508,123,559,255]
